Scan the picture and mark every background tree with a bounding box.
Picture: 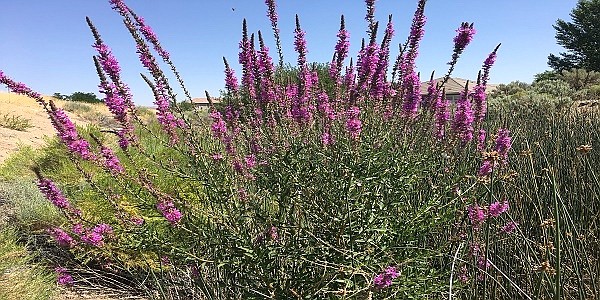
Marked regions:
[548,0,600,72]
[52,92,67,100]
[533,70,558,83]
[67,92,102,103]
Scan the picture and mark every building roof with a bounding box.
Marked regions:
[419,77,498,95]
[191,97,220,105]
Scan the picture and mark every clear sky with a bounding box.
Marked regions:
[0,0,578,106]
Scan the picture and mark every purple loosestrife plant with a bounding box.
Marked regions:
[36,176,71,210]
[264,0,284,67]
[467,203,487,230]
[2,0,519,296]
[365,0,377,38]
[494,128,512,163]
[372,15,395,99]
[345,106,362,140]
[79,223,113,247]
[223,57,239,93]
[257,31,276,104]
[397,0,426,116]
[473,45,500,123]
[294,15,308,69]
[88,18,137,149]
[477,129,487,151]
[488,200,509,217]
[47,228,77,248]
[239,20,257,99]
[157,199,182,225]
[330,16,351,86]
[373,266,399,289]
[500,221,518,234]
[49,102,95,159]
[0,71,43,103]
[145,78,185,144]
[478,128,512,176]
[100,146,125,175]
[451,88,475,144]
[55,267,74,286]
[453,22,476,53]
[0,72,94,159]
[356,28,381,95]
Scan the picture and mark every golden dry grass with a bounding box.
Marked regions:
[0,92,110,163]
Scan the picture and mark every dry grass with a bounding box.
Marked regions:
[0,92,99,163]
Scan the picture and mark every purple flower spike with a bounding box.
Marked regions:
[223,57,239,93]
[453,22,476,54]
[136,16,170,60]
[294,15,308,68]
[477,129,486,151]
[467,203,486,230]
[345,106,362,140]
[434,93,449,139]
[330,16,350,85]
[451,89,475,144]
[0,71,43,103]
[494,128,511,163]
[500,221,518,234]
[265,0,284,66]
[100,146,124,174]
[37,178,71,210]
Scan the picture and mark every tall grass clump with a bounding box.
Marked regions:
[483,102,600,299]
[0,0,524,298]
[0,227,57,300]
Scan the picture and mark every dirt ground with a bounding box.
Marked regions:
[0,92,98,163]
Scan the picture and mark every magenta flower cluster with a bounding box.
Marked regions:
[100,146,124,174]
[467,200,510,231]
[157,199,182,225]
[255,225,279,244]
[453,22,476,54]
[55,267,74,286]
[37,178,71,210]
[48,227,77,248]
[478,128,512,176]
[73,223,113,247]
[373,266,399,289]
[345,106,362,140]
[0,71,43,101]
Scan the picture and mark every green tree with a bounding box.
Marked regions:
[548,0,600,72]
[68,92,102,103]
[52,92,67,100]
[533,70,558,83]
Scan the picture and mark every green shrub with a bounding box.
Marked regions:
[0,180,63,231]
[0,113,33,131]
[62,101,93,114]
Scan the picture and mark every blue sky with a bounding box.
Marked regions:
[0,0,577,106]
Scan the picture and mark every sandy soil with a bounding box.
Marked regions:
[0,92,99,163]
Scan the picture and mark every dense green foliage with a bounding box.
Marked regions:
[54,91,103,103]
[548,0,600,72]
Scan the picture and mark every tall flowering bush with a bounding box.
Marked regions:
[0,0,519,298]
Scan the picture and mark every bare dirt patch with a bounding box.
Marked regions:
[0,92,104,163]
